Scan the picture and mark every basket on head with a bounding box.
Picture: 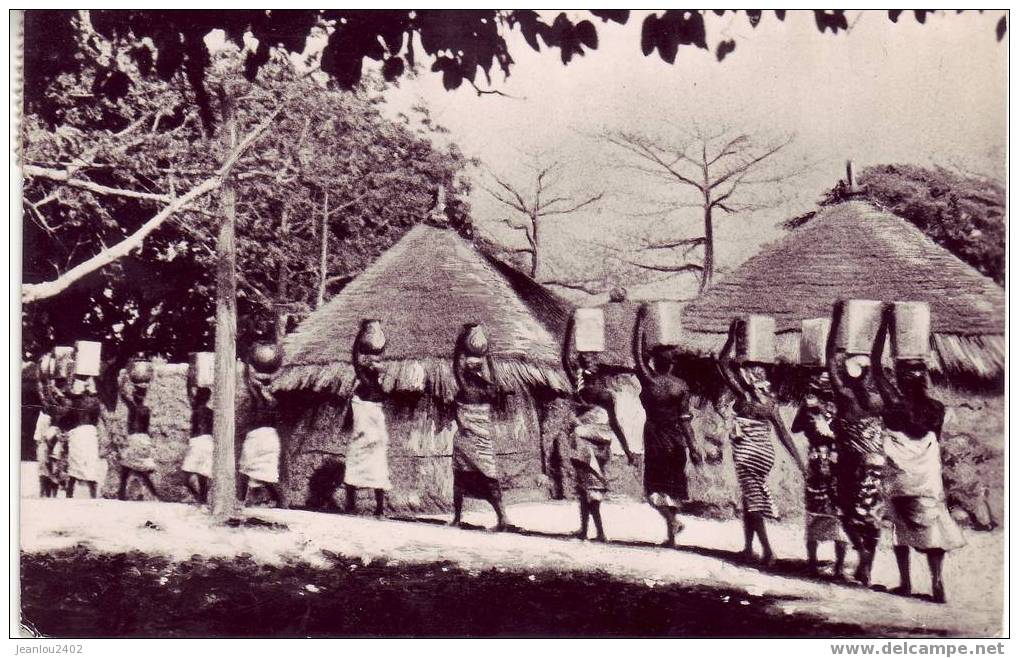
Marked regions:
[833,299,883,355]
[189,352,215,388]
[735,315,776,364]
[891,301,931,361]
[800,317,831,367]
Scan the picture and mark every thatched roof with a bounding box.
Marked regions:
[275,224,573,399]
[680,200,1005,382]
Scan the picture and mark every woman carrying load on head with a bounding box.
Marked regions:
[343,319,393,518]
[449,323,513,531]
[718,319,806,566]
[562,317,636,543]
[34,353,65,498]
[183,376,214,504]
[632,306,703,548]
[871,305,963,604]
[825,301,887,586]
[61,375,105,499]
[791,370,848,579]
[115,368,162,501]
[240,347,285,508]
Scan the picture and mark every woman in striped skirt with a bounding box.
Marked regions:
[719,320,806,565]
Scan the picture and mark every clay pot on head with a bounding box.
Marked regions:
[250,341,284,374]
[356,319,386,355]
[129,359,154,385]
[460,323,489,357]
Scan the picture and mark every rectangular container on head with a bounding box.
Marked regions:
[73,341,102,377]
[737,315,776,363]
[800,317,831,367]
[643,301,683,347]
[189,352,216,388]
[573,308,606,352]
[892,301,931,360]
[834,299,883,354]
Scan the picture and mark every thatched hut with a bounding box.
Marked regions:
[678,199,1005,524]
[273,223,574,512]
[679,199,1004,383]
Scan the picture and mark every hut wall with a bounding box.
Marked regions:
[285,393,552,513]
[53,362,255,502]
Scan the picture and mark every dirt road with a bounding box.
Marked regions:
[17,496,1003,637]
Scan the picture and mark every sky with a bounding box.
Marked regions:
[371,10,1006,299]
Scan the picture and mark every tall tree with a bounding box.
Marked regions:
[482,157,603,281]
[602,127,795,291]
[21,38,470,358]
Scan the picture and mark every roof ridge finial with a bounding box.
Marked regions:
[843,160,865,200]
[429,184,448,226]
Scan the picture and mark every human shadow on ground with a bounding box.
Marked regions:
[384,513,940,604]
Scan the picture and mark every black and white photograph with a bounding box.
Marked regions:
[12,8,1008,641]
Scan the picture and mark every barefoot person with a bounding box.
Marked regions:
[792,371,849,578]
[182,380,214,503]
[718,319,806,566]
[633,308,702,548]
[872,306,964,603]
[343,320,393,518]
[563,322,636,542]
[826,301,887,586]
[62,376,104,499]
[240,360,284,507]
[116,372,162,500]
[34,355,64,498]
[450,324,512,531]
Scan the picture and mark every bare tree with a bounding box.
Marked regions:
[482,156,604,281]
[602,126,795,291]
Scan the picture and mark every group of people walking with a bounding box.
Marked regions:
[30,298,964,604]
[555,299,962,603]
[31,350,285,509]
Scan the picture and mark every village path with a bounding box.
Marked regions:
[18,487,1003,637]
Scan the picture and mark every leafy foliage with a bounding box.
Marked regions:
[22,23,471,361]
[24,10,1007,129]
[811,164,1005,286]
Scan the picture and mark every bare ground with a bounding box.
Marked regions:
[18,492,1003,637]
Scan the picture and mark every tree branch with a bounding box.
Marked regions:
[541,191,604,216]
[23,165,172,203]
[22,107,285,305]
[625,261,704,274]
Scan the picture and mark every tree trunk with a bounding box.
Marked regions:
[317,190,329,309]
[210,96,240,520]
[701,201,714,292]
[530,213,542,280]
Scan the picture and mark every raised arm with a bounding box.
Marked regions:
[632,307,654,383]
[452,345,467,393]
[770,407,806,474]
[826,302,851,397]
[870,304,899,405]
[561,316,579,390]
[604,395,635,465]
[716,319,746,397]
